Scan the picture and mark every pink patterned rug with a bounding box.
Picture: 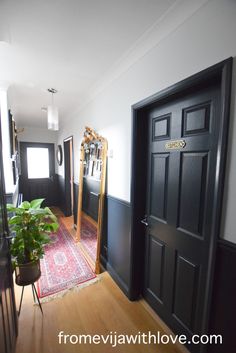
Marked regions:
[81,217,97,262]
[37,221,96,300]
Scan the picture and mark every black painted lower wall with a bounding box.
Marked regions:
[73,182,79,225]
[106,196,131,296]
[73,179,100,223]
[56,174,67,215]
[82,177,100,221]
[208,239,236,352]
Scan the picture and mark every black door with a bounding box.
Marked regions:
[20,142,56,206]
[143,81,222,350]
[0,117,18,353]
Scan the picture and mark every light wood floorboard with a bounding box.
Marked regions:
[14,272,184,353]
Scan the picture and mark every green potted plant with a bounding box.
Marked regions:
[7,198,59,284]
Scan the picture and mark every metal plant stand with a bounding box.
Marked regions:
[15,261,43,316]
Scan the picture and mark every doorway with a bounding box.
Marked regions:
[130,59,232,353]
[63,136,74,217]
[20,142,56,206]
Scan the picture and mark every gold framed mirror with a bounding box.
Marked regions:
[76,127,107,274]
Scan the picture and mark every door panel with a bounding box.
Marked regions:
[20,142,56,205]
[178,152,208,236]
[146,236,165,303]
[150,154,169,221]
[172,253,199,331]
[182,101,211,136]
[144,83,221,351]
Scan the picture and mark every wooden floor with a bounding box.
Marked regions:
[14,272,186,353]
[14,210,186,353]
[50,207,77,242]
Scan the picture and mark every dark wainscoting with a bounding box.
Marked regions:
[73,182,79,225]
[82,177,100,222]
[208,239,236,352]
[106,196,131,297]
[73,179,100,223]
[55,174,66,215]
[100,196,108,269]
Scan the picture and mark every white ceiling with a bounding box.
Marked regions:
[0,0,179,128]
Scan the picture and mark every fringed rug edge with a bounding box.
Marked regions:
[35,276,100,304]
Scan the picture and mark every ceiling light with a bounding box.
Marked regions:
[47,88,59,131]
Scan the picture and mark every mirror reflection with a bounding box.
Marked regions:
[76,127,107,274]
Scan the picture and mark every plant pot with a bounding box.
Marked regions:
[15,259,41,286]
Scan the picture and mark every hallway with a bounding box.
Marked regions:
[1,1,236,352]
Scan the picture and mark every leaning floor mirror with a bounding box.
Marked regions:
[76,127,107,274]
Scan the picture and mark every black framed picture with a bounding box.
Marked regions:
[8,110,18,157]
[8,111,14,157]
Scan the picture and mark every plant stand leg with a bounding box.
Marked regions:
[32,283,43,315]
[31,284,36,303]
[18,286,24,316]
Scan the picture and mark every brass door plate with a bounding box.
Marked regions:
[165,140,186,150]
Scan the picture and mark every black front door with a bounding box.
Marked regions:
[0,116,18,353]
[20,142,56,206]
[143,81,222,351]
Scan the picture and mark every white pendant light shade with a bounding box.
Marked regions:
[47,88,59,131]
[47,105,59,130]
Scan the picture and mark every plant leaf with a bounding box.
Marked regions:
[19,201,31,209]
[51,222,59,232]
[30,199,45,209]
[29,208,47,215]
[44,207,53,215]
[9,216,22,225]
[7,204,17,212]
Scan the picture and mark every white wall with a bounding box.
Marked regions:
[18,126,58,144]
[57,0,236,243]
[0,88,14,193]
